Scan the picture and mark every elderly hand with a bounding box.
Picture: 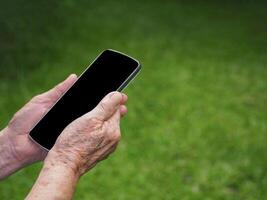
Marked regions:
[0,74,77,179]
[26,92,128,200]
[45,91,128,176]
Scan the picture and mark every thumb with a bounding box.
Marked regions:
[39,74,77,102]
[89,92,123,121]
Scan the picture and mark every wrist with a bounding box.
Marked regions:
[43,157,80,184]
[45,149,82,179]
[26,151,80,200]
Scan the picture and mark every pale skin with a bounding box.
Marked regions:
[0,74,128,200]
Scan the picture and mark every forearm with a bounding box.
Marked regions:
[26,152,80,200]
[0,128,25,180]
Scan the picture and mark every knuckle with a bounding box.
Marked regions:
[31,94,48,105]
[85,117,99,124]
[99,102,107,112]
[86,117,102,126]
[76,117,102,133]
[8,112,19,128]
[96,102,105,115]
[31,94,42,102]
[98,101,113,116]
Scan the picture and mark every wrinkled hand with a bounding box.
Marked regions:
[46,92,128,176]
[5,74,77,165]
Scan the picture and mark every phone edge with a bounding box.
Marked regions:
[28,49,141,152]
[117,64,141,92]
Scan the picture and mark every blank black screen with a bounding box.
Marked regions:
[29,49,140,150]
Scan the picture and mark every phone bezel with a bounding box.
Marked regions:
[28,49,141,151]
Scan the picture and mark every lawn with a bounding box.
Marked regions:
[0,0,267,199]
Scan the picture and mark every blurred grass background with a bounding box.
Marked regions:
[0,0,267,199]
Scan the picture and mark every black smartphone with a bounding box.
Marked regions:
[29,49,141,150]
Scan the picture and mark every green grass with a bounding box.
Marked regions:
[0,0,267,199]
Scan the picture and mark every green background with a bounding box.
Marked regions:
[0,0,267,199]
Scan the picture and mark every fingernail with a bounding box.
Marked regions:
[122,93,128,102]
[109,91,120,99]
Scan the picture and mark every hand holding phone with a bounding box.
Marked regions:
[29,49,141,150]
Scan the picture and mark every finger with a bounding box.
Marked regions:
[119,105,128,117]
[41,74,77,102]
[90,91,123,120]
[121,93,128,104]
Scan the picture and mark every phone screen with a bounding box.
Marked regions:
[29,49,140,150]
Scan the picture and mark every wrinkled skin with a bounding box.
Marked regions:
[3,73,128,180]
[5,74,78,165]
[48,91,128,176]
[25,91,128,200]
